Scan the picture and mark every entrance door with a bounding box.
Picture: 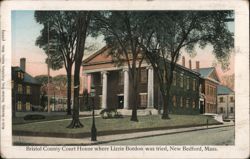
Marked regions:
[200,101,204,114]
[117,96,124,109]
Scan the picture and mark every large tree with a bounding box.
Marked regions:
[95,11,149,121]
[139,11,234,119]
[67,11,91,128]
[35,11,78,115]
[35,11,92,128]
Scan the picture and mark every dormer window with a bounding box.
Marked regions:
[17,72,24,79]
[20,72,24,79]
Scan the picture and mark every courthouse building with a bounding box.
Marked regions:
[81,46,201,115]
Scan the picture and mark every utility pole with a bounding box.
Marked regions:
[226,95,229,119]
[47,22,51,113]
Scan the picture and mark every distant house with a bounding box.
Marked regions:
[194,67,220,114]
[81,46,200,115]
[217,85,235,119]
[40,83,69,111]
[12,58,42,115]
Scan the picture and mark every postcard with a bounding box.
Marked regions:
[0,0,249,158]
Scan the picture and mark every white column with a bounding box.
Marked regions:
[102,71,108,109]
[82,73,87,90]
[123,69,129,109]
[147,67,154,108]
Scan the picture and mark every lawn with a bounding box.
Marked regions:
[13,114,220,137]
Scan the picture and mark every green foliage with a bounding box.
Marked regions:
[34,75,52,85]
[100,109,123,119]
[143,11,234,70]
[34,11,78,70]
[24,114,46,120]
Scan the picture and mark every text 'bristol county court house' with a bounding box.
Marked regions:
[81,46,220,115]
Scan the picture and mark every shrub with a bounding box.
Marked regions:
[100,109,123,119]
[23,114,46,120]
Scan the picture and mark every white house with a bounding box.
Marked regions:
[217,85,235,119]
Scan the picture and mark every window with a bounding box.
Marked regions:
[11,80,14,89]
[186,98,189,108]
[140,94,147,108]
[193,79,196,91]
[230,97,234,102]
[18,84,22,94]
[192,100,196,108]
[173,72,176,86]
[118,71,124,85]
[18,72,21,78]
[220,107,223,113]
[26,86,31,95]
[172,96,176,107]
[183,76,186,89]
[17,101,22,111]
[26,102,31,111]
[230,107,234,113]
[180,97,183,107]
[206,85,209,95]
[180,75,184,88]
[140,69,147,83]
[186,77,190,90]
[219,97,224,103]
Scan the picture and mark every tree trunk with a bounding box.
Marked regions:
[67,11,89,128]
[67,63,83,128]
[130,72,139,122]
[66,68,72,115]
[161,89,170,119]
[130,82,138,122]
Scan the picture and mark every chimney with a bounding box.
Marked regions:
[20,58,26,72]
[182,56,185,67]
[189,59,192,69]
[196,61,200,70]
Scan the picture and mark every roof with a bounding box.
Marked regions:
[12,67,25,73]
[12,66,41,85]
[217,85,234,95]
[83,45,200,76]
[196,67,214,78]
[193,67,220,83]
[83,46,110,63]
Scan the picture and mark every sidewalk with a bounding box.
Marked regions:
[13,122,234,145]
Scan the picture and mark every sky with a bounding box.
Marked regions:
[11,10,235,79]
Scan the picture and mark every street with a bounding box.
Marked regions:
[99,126,234,145]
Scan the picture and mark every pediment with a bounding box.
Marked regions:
[84,47,112,65]
[208,69,220,82]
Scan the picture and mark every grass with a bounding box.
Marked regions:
[13,114,220,135]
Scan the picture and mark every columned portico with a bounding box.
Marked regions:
[123,68,129,109]
[101,71,108,109]
[147,67,154,108]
